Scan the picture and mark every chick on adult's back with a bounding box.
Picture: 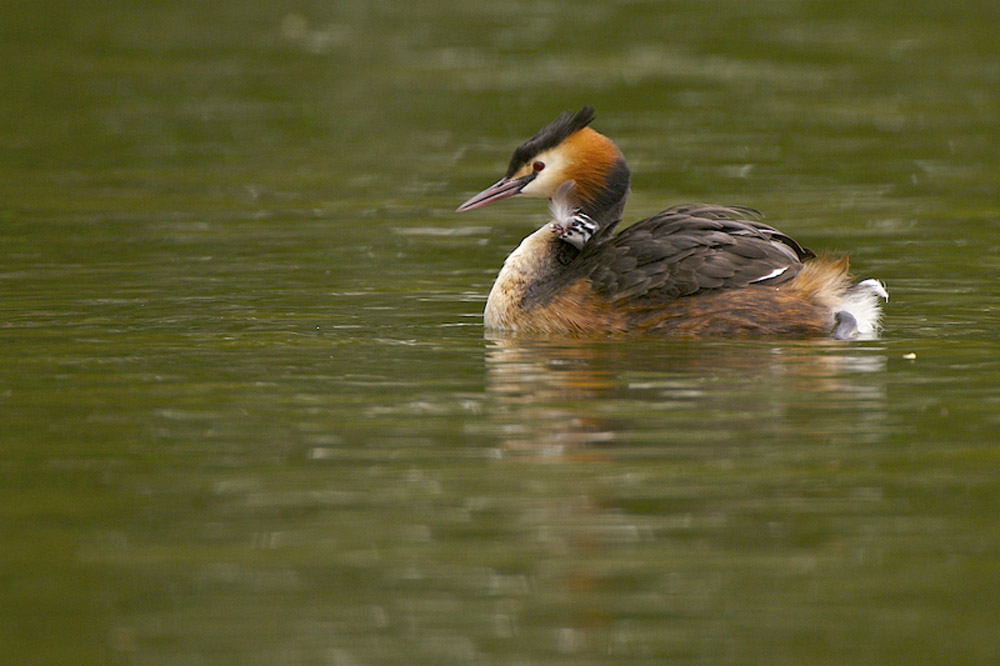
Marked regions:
[459,107,887,338]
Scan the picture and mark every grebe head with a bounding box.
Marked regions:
[457,107,631,224]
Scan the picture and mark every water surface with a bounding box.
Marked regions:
[2,1,999,664]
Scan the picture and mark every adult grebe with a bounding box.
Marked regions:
[458,107,886,338]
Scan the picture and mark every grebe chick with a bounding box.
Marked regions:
[459,107,887,338]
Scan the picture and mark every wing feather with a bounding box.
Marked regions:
[570,204,814,304]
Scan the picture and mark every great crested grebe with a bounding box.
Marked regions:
[457,107,887,338]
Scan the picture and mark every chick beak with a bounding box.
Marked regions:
[456,173,536,212]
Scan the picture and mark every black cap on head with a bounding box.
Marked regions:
[505,106,596,179]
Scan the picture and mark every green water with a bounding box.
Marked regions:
[2,1,999,664]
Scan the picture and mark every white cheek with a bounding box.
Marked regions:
[519,152,567,199]
[520,174,553,198]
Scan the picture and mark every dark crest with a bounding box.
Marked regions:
[504,106,596,178]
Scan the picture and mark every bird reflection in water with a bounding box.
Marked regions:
[483,333,888,456]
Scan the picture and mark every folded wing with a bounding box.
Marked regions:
[580,205,816,304]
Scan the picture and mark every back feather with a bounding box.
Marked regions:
[578,205,815,304]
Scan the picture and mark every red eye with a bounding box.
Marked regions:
[532,161,545,172]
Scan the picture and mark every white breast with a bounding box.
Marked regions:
[484,226,557,330]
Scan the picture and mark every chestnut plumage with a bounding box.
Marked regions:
[459,108,887,338]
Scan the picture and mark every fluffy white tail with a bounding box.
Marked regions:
[833,279,889,340]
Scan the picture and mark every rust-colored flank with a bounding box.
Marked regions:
[460,107,887,339]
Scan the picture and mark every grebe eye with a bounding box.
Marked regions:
[532,161,545,172]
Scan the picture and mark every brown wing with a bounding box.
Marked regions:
[576,205,815,304]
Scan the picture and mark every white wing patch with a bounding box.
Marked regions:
[750,266,789,283]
